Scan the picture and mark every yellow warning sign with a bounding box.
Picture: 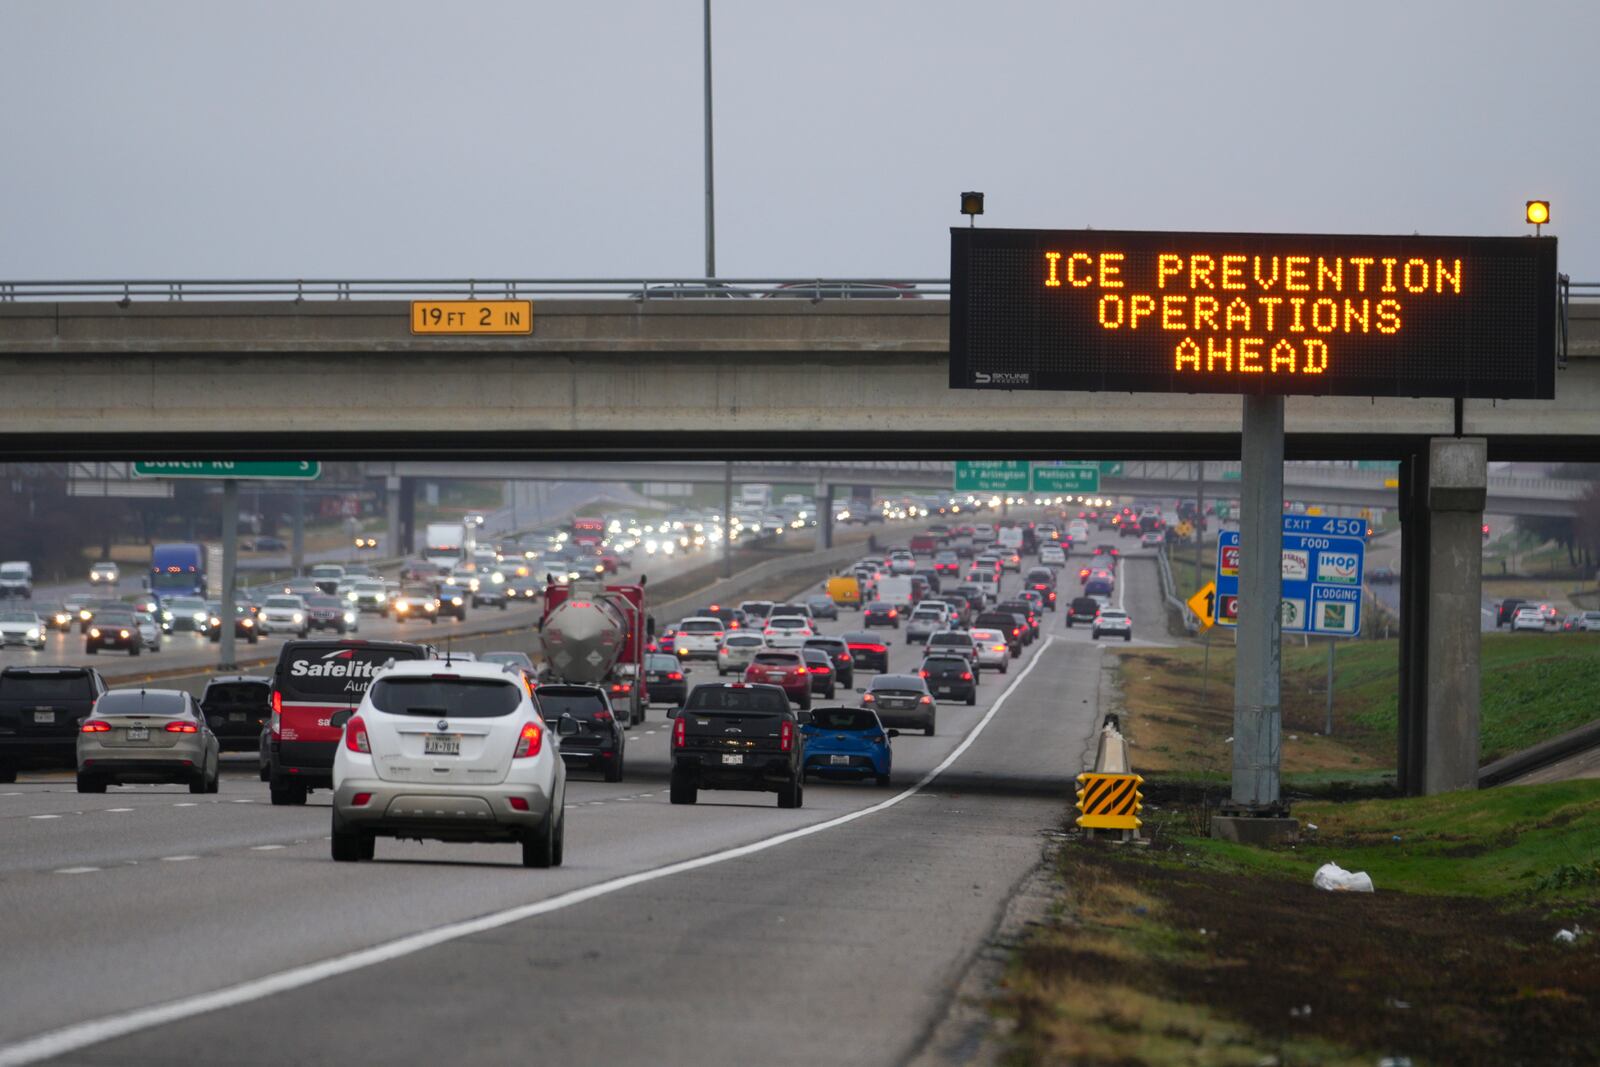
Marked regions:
[411,300,532,335]
[1187,581,1217,630]
[1075,772,1144,830]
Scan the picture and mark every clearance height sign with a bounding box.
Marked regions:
[949,228,1557,398]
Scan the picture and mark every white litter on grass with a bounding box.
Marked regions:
[1554,926,1583,943]
[1312,862,1374,892]
[1305,823,1319,832]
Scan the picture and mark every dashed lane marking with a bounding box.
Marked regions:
[0,635,1058,1067]
[159,855,199,863]
[54,867,100,875]
[28,815,61,820]
[248,845,286,851]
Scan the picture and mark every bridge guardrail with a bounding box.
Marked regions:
[0,278,952,303]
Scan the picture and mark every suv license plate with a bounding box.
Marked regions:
[126,727,149,741]
[830,755,851,766]
[721,753,743,766]
[938,686,953,694]
[424,735,460,756]
[32,711,53,724]
[228,712,246,722]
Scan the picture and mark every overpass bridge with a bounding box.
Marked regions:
[368,459,1584,518]
[0,279,1596,462]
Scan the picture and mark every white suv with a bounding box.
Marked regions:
[1093,609,1133,641]
[331,659,575,866]
[258,595,309,637]
[674,617,727,661]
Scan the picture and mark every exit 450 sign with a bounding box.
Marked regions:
[1214,516,1366,636]
[950,227,1557,398]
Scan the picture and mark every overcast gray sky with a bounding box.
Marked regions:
[2,1,1595,281]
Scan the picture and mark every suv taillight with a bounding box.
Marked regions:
[344,715,370,753]
[592,710,614,724]
[673,715,687,748]
[514,721,543,758]
[779,718,793,752]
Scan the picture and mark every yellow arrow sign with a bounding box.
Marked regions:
[1187,580,1217,630]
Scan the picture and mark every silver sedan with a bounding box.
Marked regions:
[77,689,219,793]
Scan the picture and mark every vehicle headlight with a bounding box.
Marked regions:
[242,618,254,627]
[344,612,356,623]
[54,613,69,624]
[119,629,130,638]
[208,616,221,627]
[193,611,207,621]
[347,591,359,601]
[451,597,463,606]
[396,601,409,611]
[82,610,95,621]
[291,613,304,623]
[26,628,39,639]
[89,628,101,638]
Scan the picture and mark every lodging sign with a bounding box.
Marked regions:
[950,227,1557,398]
[1215,515,1365,635]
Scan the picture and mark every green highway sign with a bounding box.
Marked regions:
[1098,461,1124,477]
[953,460,1030,493]
[132,461,321,481]
[1032,462,1100,494]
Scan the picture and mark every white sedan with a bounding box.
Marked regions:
[967,628,1011,674]
[1039,544,1067,567]
[0,610,46,649]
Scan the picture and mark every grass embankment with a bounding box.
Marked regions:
[1113,633,1600,793]
[999,783,1600,1065]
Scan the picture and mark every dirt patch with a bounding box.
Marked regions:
[1001,842,1600,1066]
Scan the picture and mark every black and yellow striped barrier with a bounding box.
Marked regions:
[1075,772,1144,830]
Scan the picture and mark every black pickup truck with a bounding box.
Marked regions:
[667,683,805,808]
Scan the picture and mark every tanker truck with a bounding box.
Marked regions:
[539,577,648,726]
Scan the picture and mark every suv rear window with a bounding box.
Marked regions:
[369,677,520,718]
[202,682,270,711]
[536,688,608,720]
[0,669,96,701]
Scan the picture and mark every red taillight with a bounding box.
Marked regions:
[667,671,683,681]
[795,666,807,675]
[779,718,793,752]
[592,710,614,724]
[81,720,111,733]
[673,716,687,748]
[920,696,934,705]
[165,721,198,734]
[888,609,898,618]
[345,715,370,753]
[919,669,929,678]
[840,655,852,664]
[271,690,282,716]
[862,693,875,702]
[1012,628,1021,636]
[514,721,543,758]
[351,792,372,807]
[609,683,628,693]
[508,796,529,811]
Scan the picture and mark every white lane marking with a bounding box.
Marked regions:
[28,815,61,821]
[249,845,286,851]
[231,799,253,804]
[54,867,100,875]
[638,793,654,798]
[159,855,199,863]
[173,803,197,808]
[2,792,22,797]
[0,635,1058,1067]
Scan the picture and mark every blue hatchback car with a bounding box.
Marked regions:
[800,707,896,787]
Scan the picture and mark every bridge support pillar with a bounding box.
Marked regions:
[1397,438,1486,795]
[820,483,834,549]
[385,476,401,558]
[397,478,416,559]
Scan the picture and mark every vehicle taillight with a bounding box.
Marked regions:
[610,683,628,693]
[514,721,543,758]
[667,671,683,681]
[1013,628,1021,636]
[351,792,372,807]
[919,696,934,705]
[345,715,370,754]
[592,710,614,724]
[840,654,852,664]
[862,693,875,702]
[779,718,793,752]
[795,666,807,675]
[165,721,198,733]
[269,690,282,738]
[888,609,897,618]
[81,720,111,733]
[918,669,929,678]
[673,715,687,748]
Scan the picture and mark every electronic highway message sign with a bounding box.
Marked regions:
[950,228,1557,399]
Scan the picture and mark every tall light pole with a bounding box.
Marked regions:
[703,0,716,278]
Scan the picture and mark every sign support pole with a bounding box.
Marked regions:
[220,479,238,671]
[1325,638,1336,736]
[1213,395,1297,843]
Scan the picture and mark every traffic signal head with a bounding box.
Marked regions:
[960,191,985,217]
[1526,200,1550,226]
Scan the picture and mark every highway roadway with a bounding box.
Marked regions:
[0,530,1169,1067]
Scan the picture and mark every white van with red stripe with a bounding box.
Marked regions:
[266,639,434,806]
